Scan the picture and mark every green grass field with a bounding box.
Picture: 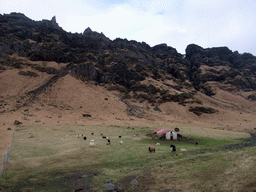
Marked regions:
[1,124,256,191]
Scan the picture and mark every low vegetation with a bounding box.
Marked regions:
[1,124,255,191]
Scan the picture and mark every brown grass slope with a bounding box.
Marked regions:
[1,57,256,161]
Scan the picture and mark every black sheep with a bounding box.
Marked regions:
[91,133,94,135]
[195,142,198,145]
[102,136,106,139]
[170,145,176,151]
[83,137,87,140]
[119,136,122,138]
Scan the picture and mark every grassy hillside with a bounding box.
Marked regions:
[1,124,255,191]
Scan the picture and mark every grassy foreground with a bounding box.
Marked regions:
[0,124,256,191]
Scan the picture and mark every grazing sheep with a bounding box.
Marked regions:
[61,139,64,141]
[119,141,123,145]
[106,139,111,145]
[195,142,198,145]
[89,142,95,147]
[83,136,87,140]
[149,147,155,153]
[119,136,122,138]
[101,133,103,136]
[106,137,110,140]
[155,143,160,146]
[180,148,187,152]
[91,133,94,135]
[91,139,94,142]
[170,145,176,151]
[102,136,106,139]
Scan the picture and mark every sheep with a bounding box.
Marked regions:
[149,147,155,153]
[102,136,106,139]
[106,139,111,145]
[89,139,95,147]
[180,148,187,152]
[119,136,122,138]
[106,137,110,140]
[195,142,198,145]
[170,145,176,151]
[83,136,87,140]
[89,142,95,147]
[106,142,110,145]
[91,133,94,135]
[155,143,160,146]
[119,141,123,145]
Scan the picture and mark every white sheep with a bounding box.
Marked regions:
[155,143,160,146]
[180,148,187,152]
[119,141,123,145]
[89,141,95,147]
[106,137,110,140]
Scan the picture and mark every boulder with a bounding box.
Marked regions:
[14,120,22,125]
[130,179,139,185]
[102,180,118,191]
[82,114,91,117]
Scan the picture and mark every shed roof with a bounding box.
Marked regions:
[158,130,171,134]
[152,129,165,133]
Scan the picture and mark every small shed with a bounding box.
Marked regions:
[154,129,178,140]
[165,131,177,140]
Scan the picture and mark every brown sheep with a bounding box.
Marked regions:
[149,147,155,153]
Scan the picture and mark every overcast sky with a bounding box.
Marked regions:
[1,0,256,55]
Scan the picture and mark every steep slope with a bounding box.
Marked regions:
[1,12,256,158]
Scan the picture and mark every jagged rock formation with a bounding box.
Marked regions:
[51,16,60,28]
[0,12,256,108]
[186,44,256,92]
[83,27,110,42]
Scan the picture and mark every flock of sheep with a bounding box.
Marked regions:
[74,132,197,154]
[77,133,123,147]
[148,143,188,153]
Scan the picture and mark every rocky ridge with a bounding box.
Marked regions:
[0,12,256,116]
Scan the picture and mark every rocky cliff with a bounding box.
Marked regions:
[1,12,256,106]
